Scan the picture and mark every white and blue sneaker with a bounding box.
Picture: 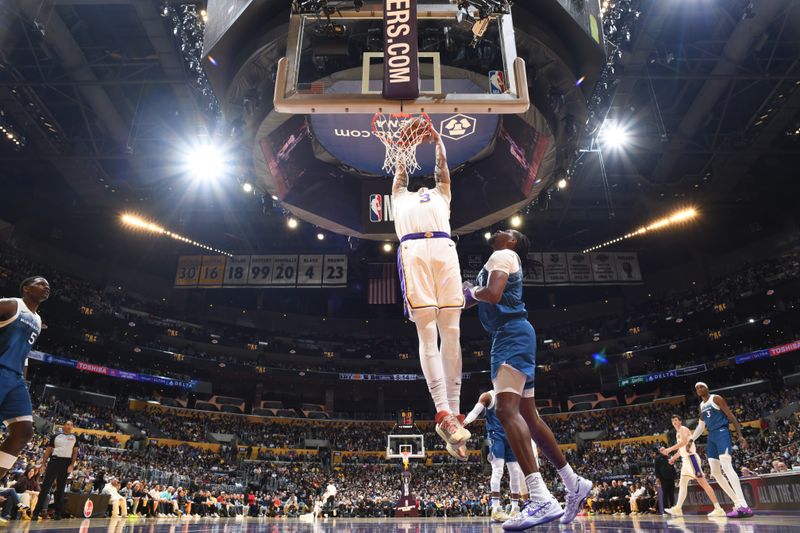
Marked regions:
[560,476,593,524]
[502,498,564,531]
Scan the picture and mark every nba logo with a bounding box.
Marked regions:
[489,71,505,94]
[369,194,382,222]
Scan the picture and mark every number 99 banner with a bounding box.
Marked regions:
[174,254,348,289]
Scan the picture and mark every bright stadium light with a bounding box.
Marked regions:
[582,207,699,253]
[287,217,298,229]
[185,144,225,182]
[242,182,253,193]
[557,178,568,189]
[598,121,630,150]
[120,213,231,256]
[383,243,393,252]
[317,232,325,241]
[510,215,522,228]
[484,232,491,240]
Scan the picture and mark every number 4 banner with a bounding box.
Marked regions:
[297,255,323,286]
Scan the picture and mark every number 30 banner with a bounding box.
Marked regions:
[174,254,348,289]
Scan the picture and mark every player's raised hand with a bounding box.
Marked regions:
[658,447,668,456]
[738,436,748,450]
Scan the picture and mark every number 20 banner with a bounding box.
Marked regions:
[174,254,348,289]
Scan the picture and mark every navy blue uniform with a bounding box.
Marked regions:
[486,394,517,463]
[700,395,732,460]
[475,250,536,390]
[0,298,40,424]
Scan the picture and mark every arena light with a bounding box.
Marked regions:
[484,232,491,240]
[185,144,226,182]
[510,215,522,228]
[557,178,568,190]
[242,182,253,193]
[120,213,232,256]
[383,243,393,252]
[287,217,298,229]
[598,121,629,150]
[583,207,699,253]
[317,232,325,241]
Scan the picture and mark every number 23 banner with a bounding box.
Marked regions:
[174,254,348,289]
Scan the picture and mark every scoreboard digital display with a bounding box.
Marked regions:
[397,410,414,428]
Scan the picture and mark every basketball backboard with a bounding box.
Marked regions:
[387,434,425,459]
[274,3,528,114]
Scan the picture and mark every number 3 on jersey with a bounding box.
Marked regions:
[419,192,431,203]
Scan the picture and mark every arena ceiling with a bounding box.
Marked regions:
[0,0,799,258]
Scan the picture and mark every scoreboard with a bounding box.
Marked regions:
[174,254,348,289]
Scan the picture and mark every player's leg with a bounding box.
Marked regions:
[493,367,562,530]
[413,307,449,413]
[489,455,507,521]
[432,240,465,418]
[710,430,751,517]
[669,475,690,516]
[708,458,738,506]
[695,475,726,516]
[506,461,522,513]
[0,380,35,479]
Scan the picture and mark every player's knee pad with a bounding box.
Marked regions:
[490,458,505,491]
[709,458,723,478]
[507,462,522,494]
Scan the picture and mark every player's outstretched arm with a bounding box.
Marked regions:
[714,395,747,449]
[392,162,409,194]
[431,129,450,187]
[688,420,706,449]
[464,392,493,425]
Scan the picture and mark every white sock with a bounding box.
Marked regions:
[676,476,689,509]
[437,308,462,416]
[558,464,579,493]
[524,473,551,501]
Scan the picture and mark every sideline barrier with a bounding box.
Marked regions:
[684,472,800,513]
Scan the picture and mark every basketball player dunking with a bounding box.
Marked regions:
[393,120,468,460]
[463,230,592,529]
[660,414,726,517]
[0,277,49,480]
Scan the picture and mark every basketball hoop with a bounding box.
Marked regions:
[371,112,432,176]
[401,450,411,468]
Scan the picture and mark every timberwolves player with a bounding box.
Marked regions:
[660,414,726,517]
[0,276,49,479]
[688,382,753,518]
[464,230,592,529]
[393,121,467,459]
[464,390,538,522]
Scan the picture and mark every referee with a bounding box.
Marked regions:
[31,420,78,521]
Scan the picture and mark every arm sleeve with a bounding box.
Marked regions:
[463,401,485,425]
[690,420,706,442]
[485,250,520,275]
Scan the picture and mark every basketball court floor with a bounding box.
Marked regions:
[6,515,800,533]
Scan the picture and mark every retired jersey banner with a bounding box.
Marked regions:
[174,254,347,289]
[462,251,642,286]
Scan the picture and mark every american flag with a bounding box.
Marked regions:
[368,263,397,305]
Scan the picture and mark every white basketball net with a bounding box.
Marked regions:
[372,113,432,176]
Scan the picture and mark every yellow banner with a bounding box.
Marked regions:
[197,255,227,287]
[174,256,202,287]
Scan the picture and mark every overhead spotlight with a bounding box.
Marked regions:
[185,144,225,182]
[598,121,630,150]
[557,178,568,190]
[510,215,522,228]
[317,232,325,241]
[382,243,393,252]
[271,194,279,201]
[484,232,491,240]
[242,182,253,193]
[287,217,298,229]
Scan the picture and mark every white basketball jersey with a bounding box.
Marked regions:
[678,426,697,458]
[393,184,451,238]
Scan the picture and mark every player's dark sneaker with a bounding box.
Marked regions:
[727,506,754,518]
[561,476,593,524]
